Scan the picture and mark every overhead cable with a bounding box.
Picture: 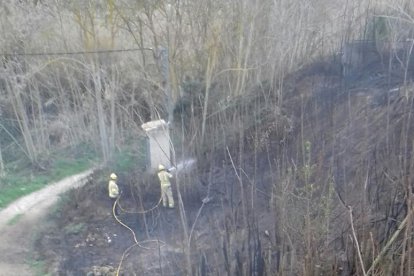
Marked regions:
[0,47,153,57]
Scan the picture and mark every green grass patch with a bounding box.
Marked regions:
[0,140,148,210]
[63,222,85,235]
[0,174,50,209]
[7,213,24,225]
[0,145,98,209]
[28,258,51,276]
[111,138,148,173]
[51,157,92,180]
[113,150,136,172]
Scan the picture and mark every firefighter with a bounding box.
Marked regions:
[108,173,120,216]
[157,164,175,208]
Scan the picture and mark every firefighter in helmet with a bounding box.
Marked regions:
[157,164,174,208]
[108,173,120,216]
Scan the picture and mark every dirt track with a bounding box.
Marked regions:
[0,169,94,276]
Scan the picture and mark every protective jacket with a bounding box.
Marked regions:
[157,170,174,208]
[108,179,119,198]
[158,170,173,186]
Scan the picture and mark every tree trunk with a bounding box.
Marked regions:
[201,35,219,143]
[109,69,116,158]
[93,66,110,163]
[0,143,5,177]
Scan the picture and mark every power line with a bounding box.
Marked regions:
[0,47,153,57]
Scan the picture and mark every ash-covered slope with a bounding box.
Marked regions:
[35,56,414,275]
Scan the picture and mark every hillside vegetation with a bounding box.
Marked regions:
[2,0,412,166]
[1,0,414,275]
[35,54,414,275]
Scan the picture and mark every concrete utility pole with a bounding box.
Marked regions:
[141,119,171,171]
[157,46,173,124]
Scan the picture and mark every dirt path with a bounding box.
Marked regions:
[0,169,94,276]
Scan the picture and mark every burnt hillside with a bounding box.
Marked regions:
[35,55,414,275]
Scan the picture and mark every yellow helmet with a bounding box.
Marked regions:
[110,173,117,180]
[158,164,165,171]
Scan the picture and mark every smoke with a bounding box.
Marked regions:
[169,158,196,174]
